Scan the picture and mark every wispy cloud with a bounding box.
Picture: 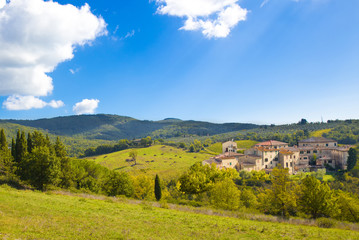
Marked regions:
[69,68,80,75]
[260,0,270,8]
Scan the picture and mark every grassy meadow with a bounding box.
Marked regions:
[87,145,212,180]
[1,185,359,240]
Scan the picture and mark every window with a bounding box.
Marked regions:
[265,165,267,169]
[290,162,293,167]
[230,162,232,165]
[326,144,329,147]
[313,150,317,153]
[294,155,296,159]
[334,143,337,146]
[300,151,304,154]
[274,157,278,161]
[307,150,311,154]
[304,157,308,160]
[286,162,288,168]
[328,160,332,164]
[265,158,268,162]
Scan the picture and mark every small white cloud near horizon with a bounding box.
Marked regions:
[154,0,248,38]
[3,95,65,111]
[73,99,100,115]
[0,0,107,110]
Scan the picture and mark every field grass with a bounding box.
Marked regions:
[311,129,332,137]
[87,145,212,180]
[1,185,359,240]
[207,140,259,154]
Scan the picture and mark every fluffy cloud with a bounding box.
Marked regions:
[73,99,100,115]
[155,0,247,38]
[0,0,106,109]
[3,95,64,111]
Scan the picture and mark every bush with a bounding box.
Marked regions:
[316,218,336,228]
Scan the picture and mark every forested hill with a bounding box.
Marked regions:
[0,114,258,141]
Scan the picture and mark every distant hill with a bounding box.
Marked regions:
[0,114,259,141]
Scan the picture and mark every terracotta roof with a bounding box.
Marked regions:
[279,149,293,155]
[298,137,336,143]
[255,140,288,147]
[255,147,279,152]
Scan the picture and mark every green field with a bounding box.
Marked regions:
[87,145,212,180]
[0,185,358,239]
[207,140,259,154]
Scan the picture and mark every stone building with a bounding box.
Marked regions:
[203,137,349,174]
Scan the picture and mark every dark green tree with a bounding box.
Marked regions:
[54,137,67,158]
[27,133,33,153]
[27,146,61,191]
[347,148,358,171]
[15,130,27,164]
[11,138,15,159]
[0,129,7,150]
[154,174,162,201]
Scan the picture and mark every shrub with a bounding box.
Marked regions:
[316,218,336,228]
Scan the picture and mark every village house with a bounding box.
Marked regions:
[203,137,350,174]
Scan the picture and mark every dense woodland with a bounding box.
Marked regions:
[1,126,359,225]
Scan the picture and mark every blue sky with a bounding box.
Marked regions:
[0,0,358,124]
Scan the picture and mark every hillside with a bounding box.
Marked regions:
[0,114,258,141]
[1,185,358,239]
[87,145,213,180]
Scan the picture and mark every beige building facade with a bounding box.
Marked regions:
[203,137,349,174]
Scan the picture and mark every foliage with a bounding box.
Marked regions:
[347,148,358,171]
[132,174,154,200]
[258,166,297,217]
[103,171,134,197]
[209,178,241,210]
[155,174,162,201]
[298,175,335,218]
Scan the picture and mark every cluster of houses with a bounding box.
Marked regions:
[203,137,350,174]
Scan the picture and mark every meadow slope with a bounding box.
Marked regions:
[1,185,359,240]
[87,145,213,180]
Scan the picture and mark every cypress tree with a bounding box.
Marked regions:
[15,130,27,163]
[54,137,67,158]
[27,133,33,154]
[11,138,16,159]
[154,174,162,201]
[0,129,7,150]
[347,148,358,171]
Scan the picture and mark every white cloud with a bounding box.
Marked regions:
[154,0,247,38]
[0,0,6,9]
[3,95,64,110]
[0,0,107,99]
[48,100,65,109]
[73,99,100,115]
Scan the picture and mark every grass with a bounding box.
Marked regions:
[311,129,332,137]
[1,185,359,239]
[207,140,259,154]
[87,145,212,180]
